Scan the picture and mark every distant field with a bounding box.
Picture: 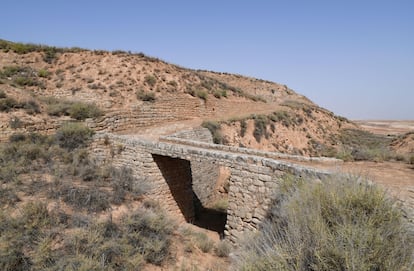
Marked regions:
[355,120,414,135]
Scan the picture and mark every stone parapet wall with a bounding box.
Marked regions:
[161,132,343,164]
[166,127,214,143]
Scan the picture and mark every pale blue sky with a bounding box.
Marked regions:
[1,1,413,119]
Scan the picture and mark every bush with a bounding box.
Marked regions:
[253,115,268,142]
[240,119,247,137]
[144,75,157,87]
[0,187,20,206]
[124,208,174,265]
[202,121,223,144]
[21,202,53,237]
[9,117,23,129]
[68,102,102,120]
[44,97,103,119]
[409,155,414,165]
[50,208,171,269]
[56,184,110,212]
[196,89,208,100]
[0,97,19,112]
[234,174,414,271]
[194,232,214,253]
[0,89,6,98]
[110,166,150,204]
[55,123,94,150]
[43,47,57,63]
[213,89,227,99]
[0,66,23,77]
[136,89,156,102]
[22,99,40,115]
[215,240,231,257]
[270,111,295,127]
[44,97,72,116]
[37,69,50,78]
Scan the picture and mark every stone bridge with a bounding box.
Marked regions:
[91,128,335,243]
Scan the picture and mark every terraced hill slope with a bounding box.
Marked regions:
[0,39,354,156]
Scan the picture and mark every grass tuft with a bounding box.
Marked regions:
[55,123,94,150]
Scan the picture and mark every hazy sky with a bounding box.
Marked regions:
[1,1,413,120]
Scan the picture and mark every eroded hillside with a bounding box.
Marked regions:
[0,39,354,158]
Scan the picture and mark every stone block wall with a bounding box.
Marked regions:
[171,127,220,206]
[191,160,220,206]
[152,154,195,222]
[90,135,192,223]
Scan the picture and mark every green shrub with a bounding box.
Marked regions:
[0,40,47,54]
[55,184,110,212]
[0,97,19,112]
[44,97,71,116]
[21,202,53,237]
[37,69,50,78]
[0,90,6,98]
[68,102,102,120]
[215,240,231,257]
[213,89,226,99]
[409,155,414,165]
[202,121,223,144]
[0,66,23,77]
[144,75,157,87]
[50,208,170,269]
[43,47,58,63]
[0,134,52,171]
[234,174,414,271]
[22,99,40,114]
[0,187,19,206]
[124,208,174,265]
[110,166,150,204]
[194,232,214,253]
[43,97,102,119]
[240,119,247,137]
[253,115,268,142]
[0,66,42,87]
[55,123,94,150]
[9,117,23,129]
[136,89,156,102]
[196,89,208,100]
[0,236,28,271]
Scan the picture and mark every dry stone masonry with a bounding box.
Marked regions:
[91,129,331,244]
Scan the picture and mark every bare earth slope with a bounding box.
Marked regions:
[0,43,354,158]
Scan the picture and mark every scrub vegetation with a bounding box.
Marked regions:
[233,174,414,271]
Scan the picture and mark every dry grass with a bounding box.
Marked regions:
[201,121,223,144]
[0,129,173,270]
[336,128,395,162]
[233,174,414,271]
